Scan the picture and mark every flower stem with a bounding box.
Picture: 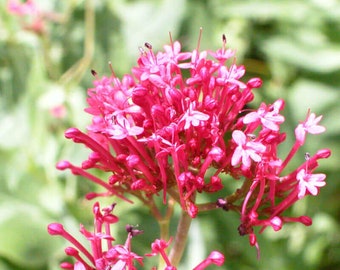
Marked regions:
[168,210,192,267]
[156,198,175,269]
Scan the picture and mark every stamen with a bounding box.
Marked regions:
[196,27,203,52]
[145,42,152,50]
[247,133,256,140]
[108,61,116,77]
[91,69,99,80]
[222,34,226,50]
[305,152,310,171]
[169,31,173,47]
[138,46,146,55]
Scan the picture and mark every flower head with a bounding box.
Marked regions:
[55,33,330,261]
[48,202,144,270]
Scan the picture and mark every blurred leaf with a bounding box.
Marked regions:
[264,37,340,73]
[0,198,58,268]
[288,79,340,119]
[111,0,186,59]
[210,0,313,21]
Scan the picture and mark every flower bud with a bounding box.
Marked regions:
[64,127,81,139]
[47,223,65,235]
[270,216,282,231]
[65,247,78,256]
[56,160,71,170]
[247,77,262,88]
[298,216,312,226]
[316,148,331,159]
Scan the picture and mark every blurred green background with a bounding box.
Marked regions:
[0,0,339,269]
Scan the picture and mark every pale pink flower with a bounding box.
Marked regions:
[231,130,266,167]
[49,105,67,119]
[296,169,326,199]
[243,99,285,131]
[106,114,144,140]
[179,101,210,130]
[295,112,326,144]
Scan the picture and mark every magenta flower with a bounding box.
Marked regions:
[193,251,225,270]
[296,169,326,199]
[53,33,330,265]
[48,202,144,270]
[231,130,266,167]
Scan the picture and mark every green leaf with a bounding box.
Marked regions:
[264,37,340,73]
[111,0,186,59]
[0,199,60,268]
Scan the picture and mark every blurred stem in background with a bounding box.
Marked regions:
[59,0,95,87]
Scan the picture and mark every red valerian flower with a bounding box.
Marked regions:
[243,99,285,131]
[295,110,326,145]
[48,202,144,270]
[55,32,330,262]
[296,169,326,199]
[231,130,266,167]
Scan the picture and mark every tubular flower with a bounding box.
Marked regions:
[48,202,144,270]
[57,36,264,215]
[55,33,330,261]
[296,169,326,199]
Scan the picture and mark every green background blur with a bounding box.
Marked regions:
[0,0,339,269]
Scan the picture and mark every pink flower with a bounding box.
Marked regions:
[179,100,210,130]
[7,0,47,34]
[48,202,145,270]
[243,99,285,131]
[106,114,144,139]
[49,104,67,119]
[54,33,331,261]
[295,111,326,144]
[193,251,225,270]
[231,130,266,167]
[146,238,174,268]
[296,169,326,199]
[74,261,86,270]
[7,0,37,15]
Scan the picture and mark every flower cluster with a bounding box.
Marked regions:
[48,202,224,270]
[57,35,263,217]
[52,32,330,267]
[7,0,60,34]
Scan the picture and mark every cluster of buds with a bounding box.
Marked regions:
[50,31,330,268]
[48,202,224,269]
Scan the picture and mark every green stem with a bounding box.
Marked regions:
[59,0,95,86]
[157,198,175,269]
[226,177,253,204]
[168,210,192,267]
